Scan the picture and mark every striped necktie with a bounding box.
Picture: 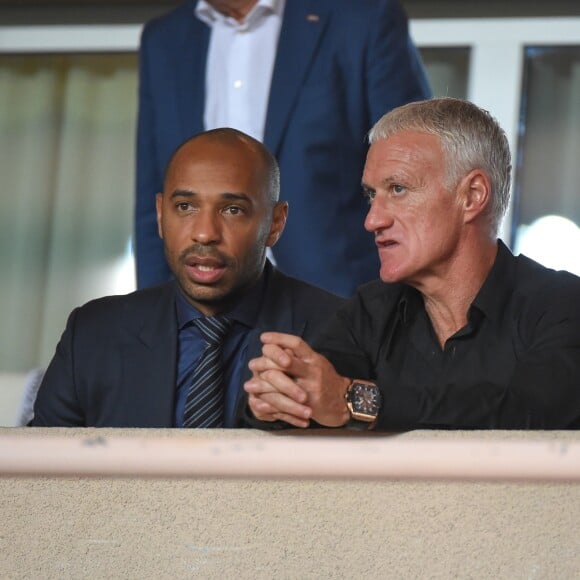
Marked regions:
[182,315,232,428]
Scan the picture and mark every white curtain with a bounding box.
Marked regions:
[0,54,137,373]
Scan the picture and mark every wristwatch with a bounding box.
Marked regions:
[344,379,382,430]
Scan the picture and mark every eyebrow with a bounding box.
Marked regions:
[169,190,252,203]
[362,173,407,191]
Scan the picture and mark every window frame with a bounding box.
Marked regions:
[411,17,580,239]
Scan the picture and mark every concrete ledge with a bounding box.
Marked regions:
[1,428,579,578]
[2,428,580,482]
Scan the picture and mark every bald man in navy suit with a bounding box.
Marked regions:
[32,129,344,427]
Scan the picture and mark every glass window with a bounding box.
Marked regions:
[0,53,137,372]
[513,46,580,275]
[419,47,470,99]
[0,46,470,374]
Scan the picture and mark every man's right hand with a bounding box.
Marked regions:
[244,332,351,428]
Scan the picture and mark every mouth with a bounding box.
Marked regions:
[376,238,399,249]
[183,255,227,285]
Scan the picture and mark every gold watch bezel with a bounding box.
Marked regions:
[345,379,380,423]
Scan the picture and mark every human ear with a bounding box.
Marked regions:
[461,170,491,224]
[266,201,288,247]
[155,193,164,239]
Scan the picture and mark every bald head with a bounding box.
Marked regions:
[156,127,288,315]
[165,128,280,206]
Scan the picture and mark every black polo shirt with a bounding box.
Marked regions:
[315,241,580,429]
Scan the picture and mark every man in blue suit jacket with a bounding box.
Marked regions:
[136,0,431,297]
[31,129,344,427]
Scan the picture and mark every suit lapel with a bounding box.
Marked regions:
[175,16,210,141]
[264,0,329,154]
[121,284,178,427]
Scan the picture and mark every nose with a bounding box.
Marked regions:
[191,209,221,245]
[364,195,394,233]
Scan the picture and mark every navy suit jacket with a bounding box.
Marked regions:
[135,0,431,297]
[31,266,345,427]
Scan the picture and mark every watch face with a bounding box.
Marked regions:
[351,382,381,416]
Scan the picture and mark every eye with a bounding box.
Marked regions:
[222,205,245,216]
[362,188,375,204]
[176,201,193,212]
[391,184,406,196]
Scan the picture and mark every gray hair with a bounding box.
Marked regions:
[368,98,511,236]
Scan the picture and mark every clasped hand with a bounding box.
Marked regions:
[244,332,350,428]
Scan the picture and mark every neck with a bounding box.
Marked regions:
[418,237,498,348]
[208,0,258,21]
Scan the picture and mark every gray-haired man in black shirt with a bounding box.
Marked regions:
[244,97,580,430]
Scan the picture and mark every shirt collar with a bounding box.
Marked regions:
[395,240,515,329]
[471,239,516,325]
[397,285,422,326]
[195,0,283,29]
[175,261,271,330]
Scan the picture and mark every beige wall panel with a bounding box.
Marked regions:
[1,428,579,579]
